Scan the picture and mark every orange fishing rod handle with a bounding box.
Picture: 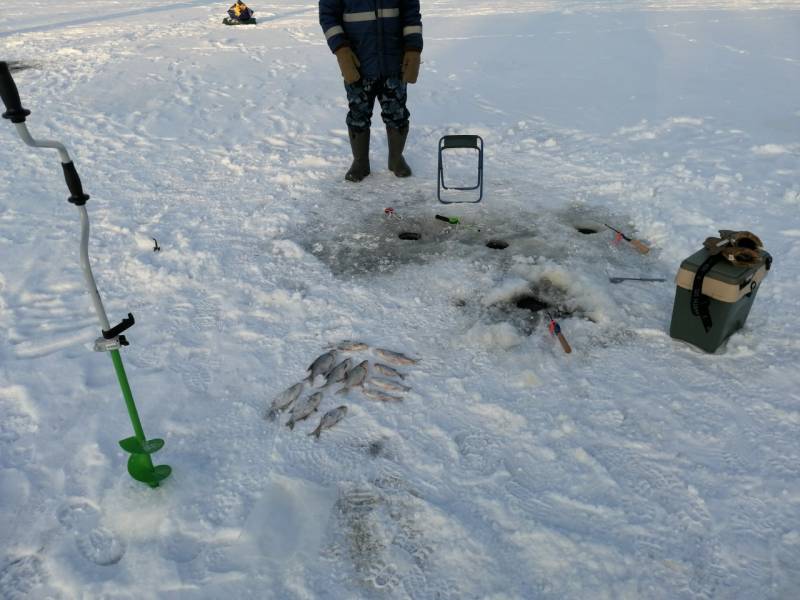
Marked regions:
[630,239,650,254]
[556,332,572,354]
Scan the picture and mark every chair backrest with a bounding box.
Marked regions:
[440,135,482,150]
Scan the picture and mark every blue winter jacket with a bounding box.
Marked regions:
[319,0,423,79]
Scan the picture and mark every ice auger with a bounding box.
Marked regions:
[0,62,170,488]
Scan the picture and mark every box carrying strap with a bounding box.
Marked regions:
[690,254,722,332]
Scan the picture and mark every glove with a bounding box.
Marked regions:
[402,50,421,84]
[335,46,361,84]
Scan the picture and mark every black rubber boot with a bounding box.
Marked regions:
[345,127,371,182]
[387,125,412,177]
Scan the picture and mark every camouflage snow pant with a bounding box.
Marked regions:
[345,77,410,131]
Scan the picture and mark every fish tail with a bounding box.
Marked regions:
[266,409,278,422]
[309,426,322,438]
[287,420,295,430]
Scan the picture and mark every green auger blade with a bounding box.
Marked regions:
[127,454,172,487]
[119,436,165,455]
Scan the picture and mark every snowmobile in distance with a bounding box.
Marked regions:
[223,1,257,25]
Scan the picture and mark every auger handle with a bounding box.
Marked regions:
[0,62,31,123]
[62,161,90,205]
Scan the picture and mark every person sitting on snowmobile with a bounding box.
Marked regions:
[228,1,254,22]
[319,0,423,182]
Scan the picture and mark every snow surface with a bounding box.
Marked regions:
[1,1,799,598]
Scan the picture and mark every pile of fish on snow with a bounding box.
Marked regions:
[266,341,418,438]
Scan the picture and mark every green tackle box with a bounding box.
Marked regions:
[669,247,771,353]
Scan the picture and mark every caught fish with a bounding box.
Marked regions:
[362,388,403,402]
[286,392,323,430]
[323,357,352,388]
[337,340,370,352]
[367,377,411,394]
[266,381,304,421]
[374,348,418,366]
[306,350,337,385]
[309,405,348,438]
[373,362,406,380]
[336,360,369,394]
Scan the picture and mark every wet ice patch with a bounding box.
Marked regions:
[302,208,543,277]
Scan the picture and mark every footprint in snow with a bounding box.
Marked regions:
[57,498,126,566]
[75,527,126,566]
[0,554,46,600]
[57,498,101,532]
[160,531,203,564]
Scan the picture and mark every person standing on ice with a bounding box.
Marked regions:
[319,0,423,182]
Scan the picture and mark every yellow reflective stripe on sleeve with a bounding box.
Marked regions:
[403,25,422,36]
[324,25,345,39]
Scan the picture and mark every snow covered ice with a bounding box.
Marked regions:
[1,1,800,598]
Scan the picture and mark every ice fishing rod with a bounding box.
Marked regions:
[609,277,665,284]
[0,61,170,488]
[545,311,572,354]
[604,224,650,255]
[434,214,482,231]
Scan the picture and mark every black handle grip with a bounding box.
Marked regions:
[435,214,451,222]
[103,313,135,340]
[62,161,90,206]
[0,61,31,123]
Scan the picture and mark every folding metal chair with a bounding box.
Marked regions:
[437,134,484,204]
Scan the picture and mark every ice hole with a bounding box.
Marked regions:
[515,295,550,312]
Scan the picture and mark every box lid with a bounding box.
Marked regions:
[675,248,770,303]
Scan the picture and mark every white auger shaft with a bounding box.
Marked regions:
[12,121,113,333]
